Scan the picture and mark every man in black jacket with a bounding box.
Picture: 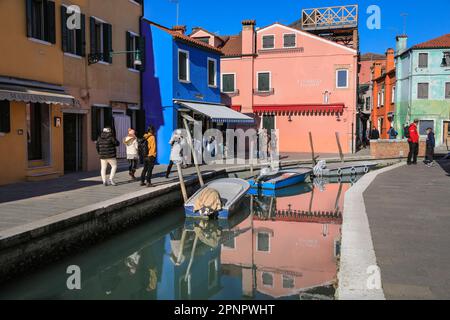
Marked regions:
[96,127,120,186]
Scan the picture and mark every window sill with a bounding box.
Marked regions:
[208,84,218,89]
[128,68,140,73]
[179,79,191,84]
[0,132,5,137]
[97,61,111,66]
[28,37,52,46]
[64,52,83,59]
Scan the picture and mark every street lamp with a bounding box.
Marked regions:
[88,50,142,66]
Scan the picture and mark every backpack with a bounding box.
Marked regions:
[138,138,149,158]
[404,126,410,139]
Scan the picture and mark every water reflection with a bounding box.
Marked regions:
[0,179,358,300]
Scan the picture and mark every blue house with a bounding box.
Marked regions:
[141,20,253,164]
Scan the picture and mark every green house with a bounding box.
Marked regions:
[395,34,450,147]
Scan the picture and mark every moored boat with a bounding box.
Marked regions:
[249,167,313,190]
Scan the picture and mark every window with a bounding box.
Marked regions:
[418,53,428,68]
[381,87,385,106]
[446,83,450,99]
[257,72,271,92]
[257,232,270,252]
[61,6,85,57]
[419,120,434,136]
[178,50,190,82]
[378,117,384,134]
[377,92,381,108]
[222,237,235,249]
[262,273,273,287]
[392,86,396,104]
[0,100,11,134]
[126,31,143,70]
[323,91,330,104]
[26,103,50,162]
[283,34,296,48]
[207,58,217,87]
[441,52,450,67]
[282,275,295,289]
[418,83,429,99]
[336,69,348,88]
[262,35,274,49]
[222,74,236,93]
[196,37,210,44]
[91,106,113,141]
[90,17,112,63]
[365,97,371,111]
[130,0,142,5]
[26,0,56,43]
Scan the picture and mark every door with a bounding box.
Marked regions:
[444,121,450,147]
[64,113,83,173]
[114,114,131,159]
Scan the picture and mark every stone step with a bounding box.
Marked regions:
[26,171,61,182]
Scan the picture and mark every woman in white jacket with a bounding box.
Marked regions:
[123,129,139,179]
[165,130,184,178]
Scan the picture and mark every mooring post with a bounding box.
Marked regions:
[176,163,188,203]
[335,132,345,163]
[309,132,317,166]
[182,117,205,187]
[250,140,255,176]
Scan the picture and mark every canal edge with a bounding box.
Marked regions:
[336,161,406,300]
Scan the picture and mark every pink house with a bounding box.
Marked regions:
[191,21,358,154]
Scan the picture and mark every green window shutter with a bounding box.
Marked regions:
[80,13,86,57]
[138,36,145,71]
[46,0,56,44]
[91,106,99,141]
[103,23,113,63]
[104,107,113,129]
[0,101,11,133]
[25,0,33,38]
[126,31,133,68]
[90,17,97,54]
[60,6,68,52]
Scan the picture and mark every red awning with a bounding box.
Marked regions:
[253,104,345,115]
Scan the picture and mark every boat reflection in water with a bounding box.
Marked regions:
[0,178,359,300]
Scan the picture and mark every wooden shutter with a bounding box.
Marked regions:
[25,0,33,38]
[104,23,113,63]
[76,13,86,57]
[61,6,68,52]
[126,31,133,68]
[91,106,99,141]
[103,107,113,129]
[0,101,11,133]
[446,83,450,99]
[46,0,56,44]
[138,35,146,71]
[90,17,97,54]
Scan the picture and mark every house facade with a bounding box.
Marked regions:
[371,48,396,139]
[191,21,358,154]
[0,0,144,185]
[395,34,450,145]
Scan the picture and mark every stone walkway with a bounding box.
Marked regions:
[364,159,450,299]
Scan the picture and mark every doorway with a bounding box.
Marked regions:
[443,121,450,148]
[64,113,83,173]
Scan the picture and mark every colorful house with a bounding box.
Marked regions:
[191,20,358,154]
[395,34,450,145]
[141,20,253,165]
[371,48,397,139]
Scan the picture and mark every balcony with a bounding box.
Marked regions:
[253,88,275,96]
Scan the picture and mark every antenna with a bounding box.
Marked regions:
[400,13,408,35]
[168,0,180,25]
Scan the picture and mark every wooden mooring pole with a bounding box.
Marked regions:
[309,132,317,166]
[176,162,188,203]
[335,132,345,163]
[182,116,205,187]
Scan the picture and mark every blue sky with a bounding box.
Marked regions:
[144,0,450,54]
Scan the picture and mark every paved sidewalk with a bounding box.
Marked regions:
[364,159,450,299]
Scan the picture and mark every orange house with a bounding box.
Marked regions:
[371,49,397,139]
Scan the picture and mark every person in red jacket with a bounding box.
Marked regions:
[407,119,420,165]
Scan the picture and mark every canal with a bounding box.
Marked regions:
[0,178,357,300]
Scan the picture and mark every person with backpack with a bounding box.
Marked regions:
[424,127,435,167]
[370,127,380,140]
[403,123,410,139]
[140,126,157,187]
[123,128,139,180]
[388,126,398,140]
[96,127,120,186]
[407,119,420,165]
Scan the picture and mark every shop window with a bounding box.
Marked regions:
[90,17,112,63]
[91,106,113,140]
[0,100,11,134]
[27,103,50,163]
[26,0,56,43]
[61,6,85,56]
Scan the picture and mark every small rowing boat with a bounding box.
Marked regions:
[249,167,313,190]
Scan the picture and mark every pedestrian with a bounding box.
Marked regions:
[407,119,420,165]
[370,127,380,140]
[387,126,398,140]
[424,127,435,166]
[140,126,157,187]
[96,127,120,186]
[123,128,139,180]
[166,129,183,178]
[403,123,410,139]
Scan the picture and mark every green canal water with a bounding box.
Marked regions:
[0,179,357,300]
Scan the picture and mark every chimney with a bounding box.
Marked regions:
[172,25,186,35]
[241,20,256,55]
[386,48,395,72]
[396,35,408,55]
[372,62,382,79]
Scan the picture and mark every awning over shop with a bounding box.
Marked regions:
[253,104,345,115]
[175,101,254,124]
[0,88,75,106]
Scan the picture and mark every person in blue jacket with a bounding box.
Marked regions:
[424,127,435,166]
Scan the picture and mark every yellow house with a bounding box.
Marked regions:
[0,0,144,186]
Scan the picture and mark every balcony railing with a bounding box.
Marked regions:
[253,88,275,96]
